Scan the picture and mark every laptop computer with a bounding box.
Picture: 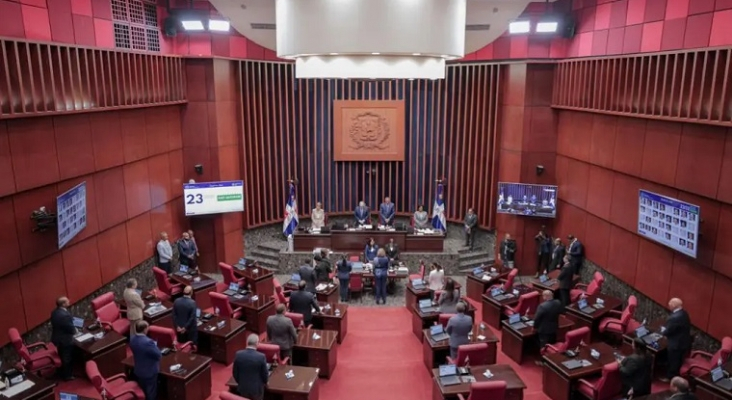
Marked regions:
[59,393,79,400]
[412,279,426,290]
[174,265,189,276]
[711,366,732,390]
[539,274,556,286]
[223,282,240,296]
[419,298,437,314]
[438,364,461,386]
[430,324,449,342]
[235,258,247,270]
[508,313,527,330]
[577,299,596,314]
[351,262,364,272]
[472,267,484,276]
[635,326,662,344]
[562,359,585,370]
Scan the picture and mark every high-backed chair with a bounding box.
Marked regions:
[410,261,426,281]
[219,262,247,286]
[348,254,361,262]
[577,362,622,400]
[598,296,637,338]
[91,292,130,336]
[488,268,518,293]
[285,312,311,329]
[436,313,455,328]
[457,381,507,400]
[86,361,145,399]
[209,292,243,319]
[447,343,492,366]
[571,272,604,302]
[8,328,61,377]
[543,326,590,355]
[257,343,290,365]
[274,286,289,306]
[504,291,540,317]
[147,326,195,353]
[349,273,364,301]
[220,393,251,400]
[153,266,183,300]
[681,336,732,377]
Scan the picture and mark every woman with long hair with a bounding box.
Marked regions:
[336,256,352,302]
[438,278,461,313]
[373,248,390,305]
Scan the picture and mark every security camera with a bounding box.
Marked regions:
[536,165,545,176]
[194,164,203,175]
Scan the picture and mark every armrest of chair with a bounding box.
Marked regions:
[115,387,142,399]
[574,283,588,290]
[690,350,714,360]
[577,379,597,396]
[603,319,626,331]
[446,356,456,365]
[99,321,114,331]
[457,394,467,400]
[107,373,128,384]
[543,343,561,354]
[686,364,712,376]
[232,306,243,314]
[26,342,50,351]
[606,310,622,318]
[278,357,290,366]
[170,281,184,290]
[177,341,195,352]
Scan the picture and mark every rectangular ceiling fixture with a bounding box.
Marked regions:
[181,20,205,31]
[209,19,230,32]
[508,21,531,34]
[536,21,559,33]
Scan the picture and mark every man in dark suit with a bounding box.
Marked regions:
[446,302,473,359]
[288,280,320,326]
[298,260,317,294]
[129,321,162,400]
[535,228,552,277]
[266,304,298,359]
[464,208,478,250]
[499,233,517,268]
[662,298,692,382]
[620,338,653,397]
[172,286,198,346]
[385,238,399,261]
[567,234,584,274]
[533,290,563,350]
[233,334,269,400]
[549,238,566,272]
[557,256,575,306]
[50,296,75,381]
[669,377,697,400]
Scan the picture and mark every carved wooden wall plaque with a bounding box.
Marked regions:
[333,100,406,161]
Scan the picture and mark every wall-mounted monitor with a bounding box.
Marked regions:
[638,190,700,259]
[57,182,87,249]
[184,180,244,216]
[497,182,558,218]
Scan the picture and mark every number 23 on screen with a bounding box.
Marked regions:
[186,194,203,204]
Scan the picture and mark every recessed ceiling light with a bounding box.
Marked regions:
[181,20,205,31]
[209,20,230,32]
[508,21,531,34]
[536,21,559,33]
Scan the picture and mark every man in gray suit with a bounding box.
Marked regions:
[266,304,298,359]
[123,278,145,337]
[446,302,473,359]
[464,208,478,250]
[288,280,320,326]
[298,259,317,294]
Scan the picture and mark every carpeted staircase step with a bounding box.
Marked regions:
[246,256,280,272]
[250,248,280,262]
[258,241,286,252]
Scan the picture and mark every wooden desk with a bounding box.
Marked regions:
[118,291,174,324]
[0,373,55,400]
[292,329,338,379]
[422,325,498,371]
[282,282,340,304]
[412,303,477,342]
[72,327,127,378]
[169,273,217,310]
[123,351,212,400]
[481,285,536,330]
[405,233,445,252]
[311,303,348,344]
[621,318,668,378]
[695,362,732,400]
[229,295,276,333]
[465,265,506,303]
[500,314,575,364]
[529,270,579,294]
[234,267,275,297]
[431,364,526,400]
[406,282,432,312]
[542,342,628,400]
[227,366,321,400]
[155,315,248,365]
[294,230,445,252]
[565,293,623,342]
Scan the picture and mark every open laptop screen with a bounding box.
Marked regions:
[418,299,432,308]
[430,325,444,335]
[711,366,725,382]
[72,317,84,328]
[508,314,521,324]
[439,364,457,377]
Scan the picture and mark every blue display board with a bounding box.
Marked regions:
[638,190,700,258]
[183,180,244,216]
[57,182,87,249]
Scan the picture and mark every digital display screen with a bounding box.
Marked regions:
[183,180,244,216]
[637,190,700,258]
[497,182,558,218]
[57,182,87,249]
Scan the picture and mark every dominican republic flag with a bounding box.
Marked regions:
[283,183,299,236]
[432,183,446,231]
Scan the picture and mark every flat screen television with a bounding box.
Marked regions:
[57,182,87,249]
[496,182,558,218]
[184,180,244,216]
[638,190,700,258]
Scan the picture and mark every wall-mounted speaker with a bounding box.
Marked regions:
[163,17,179,37]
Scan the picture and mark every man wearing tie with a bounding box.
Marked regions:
[129,321,162,400]
[549,238,566,272]
[379,197,395,226]
[662,298,692,382]
[557,256,574,306]
[533,290,563,352]
[289,280,321,326]
[298,259,317,294]
[50,296,75,381]
[354,201,370,226]
[385,238,399,261]
[123,278,145,337]
[446,302,473,359]
[172,286,198,346]
[567,234,584,274]
[464,208,478,250]
[266,304,298,359]
[499,233,517,268]
[233,334,269,400]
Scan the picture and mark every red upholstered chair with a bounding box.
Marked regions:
[349,254,361,262]
[8,328,61,377]
[571,272,604,302]
[504,291,541,317]
[220,393,251,400]
[91,292,130,336]
[410,261,426,281]
[599,296,637,337]
[457,380,506,400]
[209,292,243,319]
[153,266,183,300]
[219,262,246,286]
[434,290,444,303]
[285,312,312,329]
[257,343,290,365]
[681,336,732,377]
[488,268,518,293]
[274,286,289,306]
[85,361,145,399]
[447,343,491,366]
[543,326,590,355]
[349,273,364,302]
[577,362,622,400]
[147,326,195,352]
[436,313,455,328]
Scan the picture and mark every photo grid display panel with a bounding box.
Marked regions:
[57,182,88,249]
[637,190,700,258]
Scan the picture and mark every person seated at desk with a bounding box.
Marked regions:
[438,279,461,313]
[620,338,653,398]
[266,304,298,359]
[364,238,379,263]
[289,280,321,326]
[534,290,563,354]
[428,263,445,300]
[355,201,370,226]
[314,250,332,284]
[385,238,399,261]
[373,248,390,305]
[414,204,430,229]
[336,256,352,302]
[311,202,325,230]
[379,196,395,226]
[233,334,269,400]
[446,302,473,359]
[298,259,317,294]
[130,321,162,400]
[669,377,697,400]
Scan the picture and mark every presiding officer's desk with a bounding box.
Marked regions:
[541,342,629,400]
[481,285,537,330]
[155,314,248,365]
[228,294,276,334]
[412,302,477,342]
[293,228,445,252]
[118,291,173,324]
[431,364,526,400]
[72,321,127,378]
[291,328,338,379]
[233,265,275,297]
[123,351,212,400]
[501,314,575,365]
[695,362,732,400]
[0,373,55,400]
[465,264,507,303]
[621,318,668,378]
[227,366,321,400]
[311,303,349,344]
[564,293,623,343]
[422,324,498,371]
[169,272,218,310]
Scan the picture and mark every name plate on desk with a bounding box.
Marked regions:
[0,380,34,397]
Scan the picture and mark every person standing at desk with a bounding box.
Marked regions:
[669,377,697,400]
[414,205,429,229]
[289,280,321,326]
[156,231,173,274]
[557,257,574,307]
[177,231,198,271]
[50,296,75,381]
[379,196,395,226]
[499,233,517,268]
[373,248,390,305]
[464,208,478,250]
[130,321,162,400]
[314,250,332,284]
[534,290,563,351]
[385,238,399,261]
[233,334,269,400]
[298,259,317,294]
[336,256,352,302]
[354,201,370,226]
[438,279,460,313]
[549,238,565,272]
[567,234,584,274]
[662,297,692,382]
[172,286,198,346]
[535,228,552,277]
[266,304,298,359]
[428,263,445,300]
[446,302,473,359]
[123,278,145,336]
[311,202,325,230]
[620,338,653,397]
[364,238,379,263]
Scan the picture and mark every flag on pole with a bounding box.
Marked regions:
[432,183,446,231]
[283,182,299,236]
